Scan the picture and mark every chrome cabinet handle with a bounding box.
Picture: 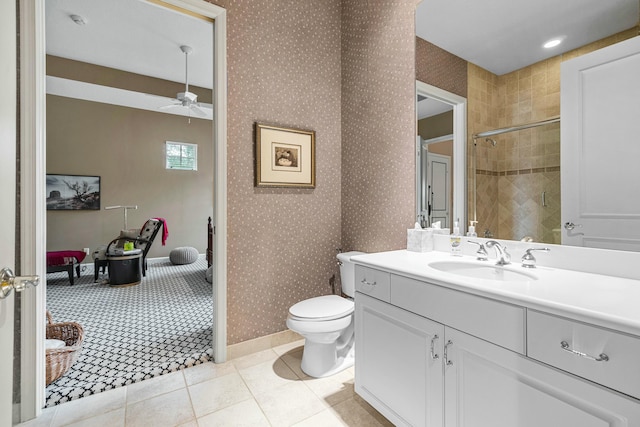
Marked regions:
[560,341,609,362]
[360,278,376,286]
[443,340,453,366]
[430,334,439,360]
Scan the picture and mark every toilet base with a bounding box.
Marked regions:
[299,322,355,378]
[301,341,354,378]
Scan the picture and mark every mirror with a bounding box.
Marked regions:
[415,82,466,232]
[415,0,640,247]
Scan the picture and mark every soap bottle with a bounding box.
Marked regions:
[450,220,462,256]
[466,220,478,237]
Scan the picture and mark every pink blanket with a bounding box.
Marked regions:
[153,217,169,246]
[47,250,86,266]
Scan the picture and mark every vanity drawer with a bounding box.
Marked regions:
[527,310,640,399]
[390,274,525,354]
[355,266,391,303]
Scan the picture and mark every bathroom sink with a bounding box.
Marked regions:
[428,261,538,282]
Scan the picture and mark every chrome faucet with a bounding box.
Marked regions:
[521,247,550,268]
[468,241,488,261]
[485,240,511,265]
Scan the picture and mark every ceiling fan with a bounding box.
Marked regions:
[160,45,211,120]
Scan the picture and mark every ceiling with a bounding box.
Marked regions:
[47,0,638,121]
[416,0,639,76]
[46,0,213,88]
[46,0,213,118]
[417,95,452,120]
[54,0,638,88]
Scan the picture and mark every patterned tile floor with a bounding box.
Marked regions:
[18,341,393,427]
[45,256,213,407]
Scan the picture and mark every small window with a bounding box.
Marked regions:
[166,141,197,171]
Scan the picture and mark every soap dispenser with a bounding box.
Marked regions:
[450,219,462,256]
[467,220,478,237]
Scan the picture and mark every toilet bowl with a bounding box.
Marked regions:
[286,251,364,378]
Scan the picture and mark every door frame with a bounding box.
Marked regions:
[19,0,228,419]
[425,151,451,228]
[415,81,466,230]
[1,0,17,425]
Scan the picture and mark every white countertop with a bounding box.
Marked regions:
[351,250,640,337]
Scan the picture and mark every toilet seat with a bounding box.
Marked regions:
[288,295,354,321]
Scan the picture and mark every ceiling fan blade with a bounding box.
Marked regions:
[159,102,182,110]
[196,102,213,110]
[190,105,207,117]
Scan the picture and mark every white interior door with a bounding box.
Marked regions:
[0,1,17,425]
[561,36,640,251]
[426,151,451,228]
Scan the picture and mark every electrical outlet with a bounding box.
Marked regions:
[83,247,90,255]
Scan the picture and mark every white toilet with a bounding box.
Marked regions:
[286,251,364,378]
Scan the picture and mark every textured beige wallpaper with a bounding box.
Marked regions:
[212,0,343,344]
[341,0,420,254]
[416,37,467,98]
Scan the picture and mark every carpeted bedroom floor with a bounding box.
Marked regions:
[45,255,213,408]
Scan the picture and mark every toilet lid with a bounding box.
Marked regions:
[289,295,354,321]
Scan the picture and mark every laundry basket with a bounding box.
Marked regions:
[45,311,84,385]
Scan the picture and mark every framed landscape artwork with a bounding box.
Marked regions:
[255,123,316,188]
[46,174,101,210]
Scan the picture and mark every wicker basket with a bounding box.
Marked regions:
[45,311,84,385]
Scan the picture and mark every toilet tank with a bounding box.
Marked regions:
[337,251,365,298]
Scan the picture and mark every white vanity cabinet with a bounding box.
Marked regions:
[355,292,444,427]
[354,265,640,427]
[444,327,640,427]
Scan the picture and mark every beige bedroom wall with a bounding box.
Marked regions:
[46,95,213,259]
[418,111,453,141]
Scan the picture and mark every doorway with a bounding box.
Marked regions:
[16,0,227,420]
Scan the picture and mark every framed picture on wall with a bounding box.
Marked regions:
[255,123,316,188]
[46,174,101,210]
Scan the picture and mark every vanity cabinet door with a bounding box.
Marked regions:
[355,292,444,427]
[444,328,640,427]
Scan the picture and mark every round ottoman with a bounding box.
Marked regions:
[170,247,199,265]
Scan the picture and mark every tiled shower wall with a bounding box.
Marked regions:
[468,27,638,243]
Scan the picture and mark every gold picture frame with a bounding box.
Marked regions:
[255,123,316,188]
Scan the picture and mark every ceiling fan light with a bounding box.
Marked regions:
[178,91,198,103]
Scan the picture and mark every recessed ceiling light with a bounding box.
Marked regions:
[543,37,564,49]
[70,14,87,26]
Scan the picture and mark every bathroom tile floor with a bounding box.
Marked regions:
[18,340,393,427]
